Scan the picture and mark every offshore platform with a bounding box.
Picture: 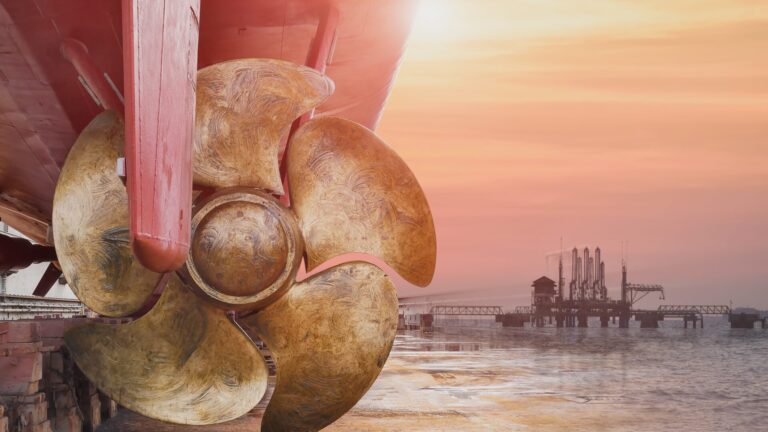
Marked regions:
[528,246,663,328]
[505,246,752,329]
[400,246,766,330]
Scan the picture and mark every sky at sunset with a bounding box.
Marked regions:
[378,0,768,307]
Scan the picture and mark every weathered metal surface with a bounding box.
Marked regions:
[194,59,334,194]
[184,189,303,310]
[279,3,340,194]
[52,111,161,317]
[122,0,200,272]
[0,1,418,238]
[65,274,269,425]
[51,52,434,428]
[243,262,398,432]
[60,38,124,115]
[288,117,437,286]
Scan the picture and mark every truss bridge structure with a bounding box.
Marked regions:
[429,305,503,316]
[657,305,730,315]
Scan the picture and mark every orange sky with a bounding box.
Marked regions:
[377,0,768,307]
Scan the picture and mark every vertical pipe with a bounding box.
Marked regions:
[600,261,606,300]
[571,247,578,301]
[594,247,601,299]
[576,256,582,300]
[558,256,563,301]
[621,262,628,304]
[583,247,590,301]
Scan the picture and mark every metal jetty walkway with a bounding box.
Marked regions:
[400,302,765,330]
[634,305,731,328]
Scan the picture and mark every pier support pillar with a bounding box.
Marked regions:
[577,312,588,328]
[497,314,527,327]
[618,311,630,328]
[637,313,661,328]
[729,313,759,329]
[684,315,698,329]
[600,315,609,328]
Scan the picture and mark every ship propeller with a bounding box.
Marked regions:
[53,58,436,430]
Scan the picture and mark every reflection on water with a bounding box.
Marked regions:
[330,317,768,432]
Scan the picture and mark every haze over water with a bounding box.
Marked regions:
[330,321,768,431]
[380,0,768,307]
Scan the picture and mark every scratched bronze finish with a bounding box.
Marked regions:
[55,59,437,430]
[193,202,286,296]
[65,274,269,425]
[242,262,398,432]
[194,59,334,194]
[184,189,303,310]
[52,111,161,317]
[287,116,437,286]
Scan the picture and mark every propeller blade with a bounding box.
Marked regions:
[194,59,334,194]
[52,110,161,316]
[287,117,437,286]
[65,274,269,425]
[242,262,398,432]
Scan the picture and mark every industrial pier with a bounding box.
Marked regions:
[399,246,767,331]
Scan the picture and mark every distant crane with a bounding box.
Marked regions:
[621,262,664,306]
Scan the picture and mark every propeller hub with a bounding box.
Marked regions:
[184,189,303,309]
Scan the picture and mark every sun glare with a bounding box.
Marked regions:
[412,0,456,40]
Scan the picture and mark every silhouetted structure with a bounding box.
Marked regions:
[398,246,762,330]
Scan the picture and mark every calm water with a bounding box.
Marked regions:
[354,318,768,431]
[99,317,768,431]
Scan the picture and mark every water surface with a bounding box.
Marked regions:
[331,318,768,431]
[100,318,767,431]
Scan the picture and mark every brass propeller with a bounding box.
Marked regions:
[56,58,436,430]
[65,273,268,425]
[194,59,334,194]
[287,116,437,287]
[242,262,398,432]
[52,111,161,317]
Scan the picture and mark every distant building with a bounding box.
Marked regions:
[532,276,556,305]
